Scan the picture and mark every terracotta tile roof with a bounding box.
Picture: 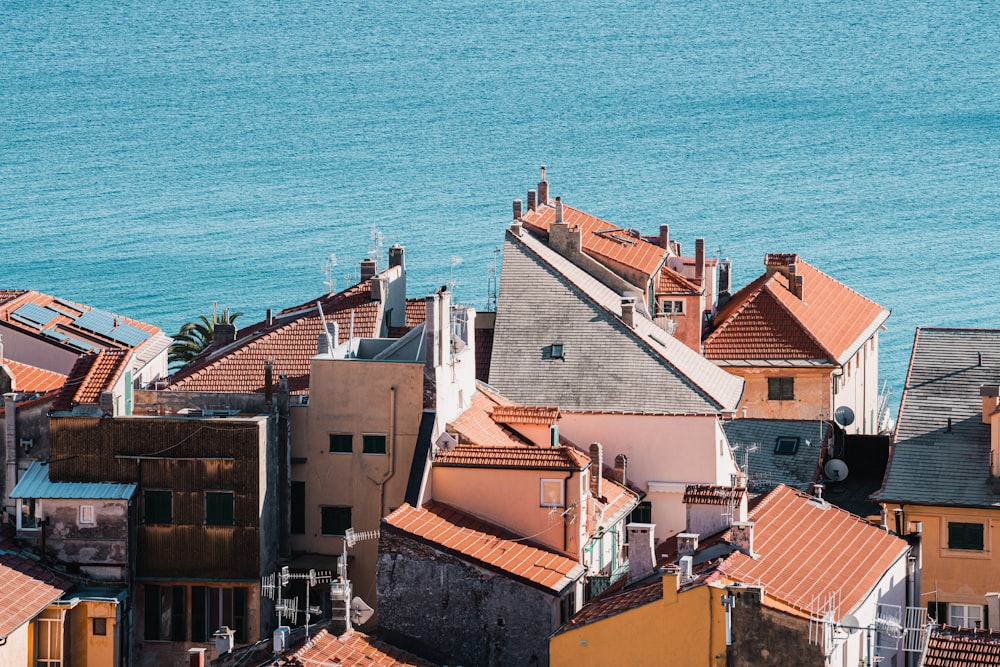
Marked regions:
[51,348,129,411]
[435,443,590,470]
[167,276,412,395]
[558,573,664,631]
[384,502,585,592]
[3,359,67,393]
[0,290,162,354]
[404,298,425,327]
[924,626,1000,666]
[0,551,71,639]
[491,405,560,425]
[448,389,523,448]
[683,484,747,506]
[657,265,702,294]
[704,256,889,364]
[519,202,666,279]
[275,628,435,667]
[717,484,907,617]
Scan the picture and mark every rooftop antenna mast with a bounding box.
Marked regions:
[368,224,385,269]
[261,565,334,641]
[486,246,501,311]
[447,256,462,294]
[322,253,339,294]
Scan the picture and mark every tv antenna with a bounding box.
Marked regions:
[809,591,929,664]
[261,566,334,640]
[368,225,385,267]
[322,253,339,294]
[486,246,501,311]
[447,256,462,293]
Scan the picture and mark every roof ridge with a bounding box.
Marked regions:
[761,279,839,361]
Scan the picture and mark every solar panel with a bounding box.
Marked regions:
[74,309,117,337]
[11,303,60,328]
[41,329,68,341]
[66,339,95,352]
[109,323,151,346]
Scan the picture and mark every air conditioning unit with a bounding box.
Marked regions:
[272,626,290,654]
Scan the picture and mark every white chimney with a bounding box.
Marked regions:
[679,555,693,582]
[677,533,699,559]
[621,298,635,328]
[731,521,756,558]
[627,523,656,583]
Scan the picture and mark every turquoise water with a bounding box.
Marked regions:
[2,0,998,417]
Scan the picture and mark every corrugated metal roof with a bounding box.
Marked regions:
[10,461,136,500]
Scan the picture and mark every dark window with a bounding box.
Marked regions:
[144,585,185,641]
[329,433,353,453]
[363,434,387,454]
[774,437,799,455]
[628,501,652,525]
[144,490,172,524]
[559,590,577,624]
[321,506,351,536]
[948,522,984,550]
[928,601,947,623]
[291,481,306,534]
[92,617,107,636]
[768,377,795,401]
[206,491,234,526]
[192,586,248,643]
[543,343,565,360]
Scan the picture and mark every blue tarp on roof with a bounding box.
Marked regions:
[10,461,136,500]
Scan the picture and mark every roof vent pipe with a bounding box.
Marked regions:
[513,199,523,220]
[538,166,549,206]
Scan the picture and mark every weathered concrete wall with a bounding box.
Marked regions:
[730,603,824,667]
[18,498,129,578]
[378,529,556,667]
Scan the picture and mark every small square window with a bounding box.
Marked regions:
[774,437,799,455]
[321,506,352,536]
[143,490,172,524]
[329,433,353,453]
[93,617,107,636]
[540,479,564,507]
[80,505,95,525]
[768,377,795,401]
[544,344,565,360]
[20,498,39,530]
[205,491,235,526]
[363,434,387,454]
[659,299,684,315]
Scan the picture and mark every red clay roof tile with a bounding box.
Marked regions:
[491,405,560,425]
[435,443,589,470]
[683,484,746,506]
[3,359,67,393]
[0,552,71,638]
[276,628,435,666]
[52,348,129,410]
[924,627,1000,666]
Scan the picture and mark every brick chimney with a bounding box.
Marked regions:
[695,238,705,286]
[527,189,537,211]
[513,199,523,220]
[214,322,236,346]
[658,225,670,250]
[537,166,549,206]
[718,259,733,308]
[589,443,603,499]
[360,257,378,282]
[627,523,656,583]
[554,197,564,224]
[764,253,798,278]
[614,454,627,485]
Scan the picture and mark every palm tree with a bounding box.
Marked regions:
[168,305,243,369]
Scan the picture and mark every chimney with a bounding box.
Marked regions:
[677,533,699,559]
[538,166,549,206]
[188,648,207,667]
[718,259,732,308]
[266,308,274,326]
[264,361,273,404]
[627,523,656,583]
[424,288,451,371]
[695,238,705,286]
[792,274,805,301]
[589,443,603,499]
[988,592,1000,632]
[388,244,405,269]
[621,298,635,328]
[527,189,537,211]
[731,521,756,557]
[4,393,16,519]
[658,225,670,250]
[554,197,564,224]
[981,385,999,424]
[360,257,378,282]
[513,199,523,220]
[329,579,353,636]
[214,322,236,346]
[679,555,693,582]
[614,454,627,485]
[317,322,339,356]
[764,253,798,278]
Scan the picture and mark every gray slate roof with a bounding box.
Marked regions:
[722,419,825,493]
[874,328,1000,508]
[488,228,744,414]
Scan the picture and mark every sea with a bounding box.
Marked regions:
[1,0,997,420]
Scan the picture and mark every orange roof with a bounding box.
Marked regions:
[519,202,666,279]
[448,389,523,447]
[435,443,590,470]
[704,256,889,364]
[275,628,435,667]
[384,502,584,592]
[656,265,702,294]
[718,484,907,617]
[0,551,71,638]
[167,277,405,395]
[3,359,67,393]
[924,627,1000,666]
[52,348,129,410]
[491,405,560,425]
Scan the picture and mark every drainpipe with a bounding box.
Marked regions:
[563,471,574,555]
[368,386,397,518]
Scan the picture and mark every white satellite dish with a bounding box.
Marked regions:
[351,596,375,625]
[824,459,849,481]
[838,612,861,635]
[834,406,855,427]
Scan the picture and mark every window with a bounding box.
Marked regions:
[291,481,306,534]
[19,498,39,529]
[928,601,947,623]
[629,501,652,525]
[192,586,248,643]
[544,343,565,360]
[363,434,387,454]
[540,479,564,507]
[559,590,577,624]
[948,522,984,551]
[774,437,799,455]
[321,506,352,536]
[92,617,107,636]
[80,505,95,525]
[143,490,172,524]
[205,491,235,526]
[949,603,984,629]
[144,585,185,641]
[329,433,352,453]
[35,612,64,666]
[767,377,795,401]
[658,299,684,315]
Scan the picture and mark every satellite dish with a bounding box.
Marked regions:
[351,596,375,625]
[838,613,860,634]
[824,459,849,481]
[834,406,855,427]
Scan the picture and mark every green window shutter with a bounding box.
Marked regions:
[948,522,985,550]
